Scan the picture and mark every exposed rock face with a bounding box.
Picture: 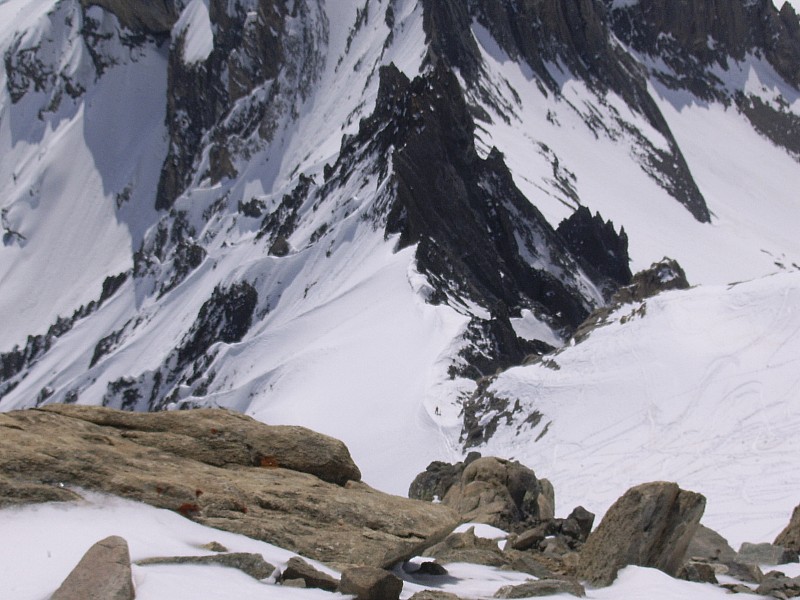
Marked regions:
[338,566,403,600]
[157,0,327,209]
[51,536,134,600]
[608,0,800,89]
[686,524,738,563]
[577,481,706,587]
[557,207,632,289]
[776,504,800,551]
[0,405,457,568]
[80,0,177,34]
[344,63,619,377]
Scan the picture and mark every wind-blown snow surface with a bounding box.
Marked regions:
[0,492,762,599]
[484,271,800,548]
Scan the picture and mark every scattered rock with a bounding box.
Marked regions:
[722,560,765,585]
[201,541,228,552]
[423,527,508,567]
[136,552,275,580]
[756,571,800,598]
[338,566,403,600]
[409,591,463,600]
[576,481,706,587]
[279,556,339,591]
[51,535,134,600]
[564,506,595,543]
[738,542,799,566]
[511,526,547,551]
[776,505,800,553]
[282,578,306,588]
[678,560,718,584]
[494,579,586,598]
[0,406,457,568]
[720,583,759,595]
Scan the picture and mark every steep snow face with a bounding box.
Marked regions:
[481,271,800,547]
[0,0,167,348]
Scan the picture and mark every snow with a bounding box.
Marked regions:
[173,0,214,65]
[484,271,800,549]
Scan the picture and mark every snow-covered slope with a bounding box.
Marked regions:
[0,0,798,540]
[482,271,800,547]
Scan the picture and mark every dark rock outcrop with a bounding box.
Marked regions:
[557,206,632,288]
[577,481,706,587]
[51,536,134,600]
[608,0,800,90]
[80,0,177,34]
[0,405,457,568]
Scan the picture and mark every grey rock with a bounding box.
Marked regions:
[541,536,572,558]
[565,506,595,542]
[51,535,134,600]
[494,579,586,598]
[512,527,547,551]
[777,505,800,553]
[201,541,228,552]
[722,560,765,585]
[423,527,507,567]
[338,566,403,600]
[282,578,307,588]
[576,481,706,587]
[720,583,760,595]
[279,556,338,591]
[738,542,799,566]
[678,560,718,584]
[538,479,556,521]
[756,571,800,598]
[442,457,542,530]
[136,552,275,580]
[0,406,457,568]
[686,524,737,563]
[415,561,449,576]
[409,592,463,600]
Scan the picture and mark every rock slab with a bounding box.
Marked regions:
[51,535,134,600]
[577,481,705,587]
[0,406,457,568]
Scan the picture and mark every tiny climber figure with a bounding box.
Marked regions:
[434,406,441,416]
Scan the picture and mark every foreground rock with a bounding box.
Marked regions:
[494,579,586,598]
[339,566,403,600]
[777,504,800,552]
[577,482,705,587]
[51,536,134,600]
[0,406,457,567]
[279,556,339,591]
[136,553,275,580]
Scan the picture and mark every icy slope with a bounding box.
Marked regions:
[481,271,800,547]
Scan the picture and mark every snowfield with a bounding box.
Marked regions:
[484,271,800,549]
